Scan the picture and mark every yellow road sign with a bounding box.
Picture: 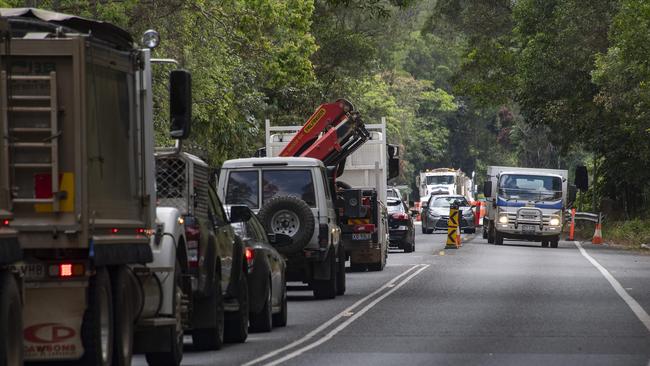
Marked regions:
[445,207,461,249]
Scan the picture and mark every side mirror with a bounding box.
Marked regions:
[421,201,428,208]
[410,209,419,217]
[574,165,588,192]
[229,205,252,223]
[387,144,400,180]
[255,147,267,157]
[483,181,493,198]
[568,185,577,204]
[169,69,192,139]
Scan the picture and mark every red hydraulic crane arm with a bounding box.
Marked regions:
[279,99,369,169]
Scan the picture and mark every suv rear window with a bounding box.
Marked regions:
[226,171,259,209]
[263,170,316,207]
[387,200,404,213]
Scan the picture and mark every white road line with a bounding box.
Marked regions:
[241,264,424,366]
[574,241,650,333]
[263,264,430,366]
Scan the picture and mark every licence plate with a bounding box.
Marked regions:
[522,224,536,233]
[352,233,371,240]
[19,263,46,280]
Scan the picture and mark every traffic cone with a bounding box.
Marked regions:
[592,222,603,245]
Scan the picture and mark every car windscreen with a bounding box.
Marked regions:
[431,196,469,207]
[426,175,454,185]
[386,200,404,213]
[498,174,562,201]
[387,189,399,198]
[225,171,260,209]
[262,170,316,207]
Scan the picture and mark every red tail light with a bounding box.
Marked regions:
[362,197,370,205]
[353,224,375,233]
[60,264,73,277]
[245,248,254,267]
[111,228,119,234]
[392,213,409,220]
[48,263,84,278]
[185,218,201,269]
[1,219,9,226]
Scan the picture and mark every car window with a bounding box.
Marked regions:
[431,196,469,207]
[262,170,316,207]
[386,200,404,213]
[225,170,259,209]
[208,187,228,227]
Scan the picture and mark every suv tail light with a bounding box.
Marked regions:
[1,219,9,226]
[318,224,329,248]
[392,213,409,220]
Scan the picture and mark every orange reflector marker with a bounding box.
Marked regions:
[72,263,85,276]
[60,264,73,277]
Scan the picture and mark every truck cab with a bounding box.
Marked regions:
[484,166,568,248]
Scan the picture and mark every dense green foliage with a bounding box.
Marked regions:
[4,0,649,216]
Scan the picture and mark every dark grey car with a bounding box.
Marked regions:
[421,195,476,234]
[229,207,288,332]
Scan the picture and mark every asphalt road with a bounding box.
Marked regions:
[135,224,650,366]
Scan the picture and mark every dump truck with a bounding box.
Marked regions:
[0,8,201,366]
[416,168,472,205]
[263,115,399,272]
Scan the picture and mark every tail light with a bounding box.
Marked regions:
[245,247,254,268]
[392,213,409,220]
[185,216,201,268]
[1,219,9,226]
[48,263,85,278]
[353,224,375,233]
[319,224,329,248]
[362,197,370,205]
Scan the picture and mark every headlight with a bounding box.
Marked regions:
[549,217,560,226]
[498,215,509,224]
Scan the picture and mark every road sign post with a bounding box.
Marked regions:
[446,203,461,249]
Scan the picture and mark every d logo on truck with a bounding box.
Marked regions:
[24,323,76,344]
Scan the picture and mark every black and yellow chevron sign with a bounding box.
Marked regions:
[445,207,461,249]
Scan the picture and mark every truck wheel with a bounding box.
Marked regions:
[224,274,249,343]
[111,266,134,366]
[541,240,549,248]
[80,268,114,366]
[421,223,426,234]
[249,279,272,333]
[0,272,22,366]
[145,262,184,366]
[368,246,387,272]
[272,277,287,327]
[258,196,315,255]
[495,231,504,246]
[482,226,488,239]
[192,276,225,351]
[350,263,366,272]
[550,236,559,248]
[336,246,346,296]
[313,250,337,299]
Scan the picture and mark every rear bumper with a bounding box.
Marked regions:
[388,229,408,242]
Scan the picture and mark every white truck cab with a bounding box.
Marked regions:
[484,166,570,248]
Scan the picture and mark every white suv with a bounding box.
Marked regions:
[218,157,344,299]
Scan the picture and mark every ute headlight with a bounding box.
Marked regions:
[498,215,509,224]
[549,217,560,226]
[142,29,160,49]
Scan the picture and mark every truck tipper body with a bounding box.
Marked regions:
[483,166,568,248]
[0,8,196,365]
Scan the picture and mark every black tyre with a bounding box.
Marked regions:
[249,279,272,333]
[425,228,434,234]
[495,231,504,246]
[421,223,426,234]
[111,266,134,366]
[336,246,346,296]
[350,263,366,272]
[258,196,316,255]
[0,271,22,366]
[313,250,337,299]
[550,236,559,248]
[487,223,495,244]
[272,277,287,327]
[80,268,113,366]
[541,240,549,248]
[482,227,488,239]
[368,247,387,272]
[224,274,249,343]
[145,262,184,366]
[404,240,415,253]
[192,274,224,351]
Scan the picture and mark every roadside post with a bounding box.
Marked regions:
[445,203,461,249]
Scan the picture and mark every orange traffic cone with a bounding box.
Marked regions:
[592,222,603,245]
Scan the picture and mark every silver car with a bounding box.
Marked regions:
[421,195,476,234]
